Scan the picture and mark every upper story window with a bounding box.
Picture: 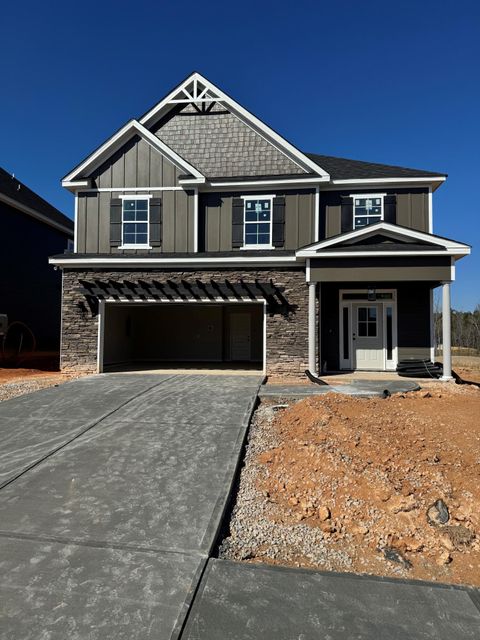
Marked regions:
[352,194,385,229]
[121,197,150,248]
[243,197,273,248]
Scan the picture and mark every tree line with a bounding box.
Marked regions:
[434,305,480,353]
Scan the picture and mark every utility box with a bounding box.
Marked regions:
[0,314,8,336]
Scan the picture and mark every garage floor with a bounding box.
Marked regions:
[0,373,262,640]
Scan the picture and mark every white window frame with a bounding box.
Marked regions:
[240,195,275,250]
[350,193,386,230]
[119,194,152,249]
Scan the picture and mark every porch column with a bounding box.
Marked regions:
[441,282,453,380]
[308,282,317,375]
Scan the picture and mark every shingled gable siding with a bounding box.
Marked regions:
[60,268,309,378]
[321,188,430,239]
[151,102,305,178]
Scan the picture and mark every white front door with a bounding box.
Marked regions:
[353,304,384,370]
[230,312,251,361]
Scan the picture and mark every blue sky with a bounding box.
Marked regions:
[1,0,478,309]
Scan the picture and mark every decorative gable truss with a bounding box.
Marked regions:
[63,73,331,191]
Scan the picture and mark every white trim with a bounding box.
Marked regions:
[242,195,274,250]
[303,249,469,258]
[350,193,386,230]
[120,196,151,249]
[77,187,184,193]
[203,177,328,188]
[430,287,435,362]
[49,255,299,268]
[97,300,105,374]
[62,119,205,186]
[306,257,311,282]
[118,194,153,200]
[0,193,73,237]
[139,72,330,179]
[451,257,456,281]
[296,221,471,256]
[338,289,397,371]
[332,176,447,185]
[314,187,320,242]
[73,195,78,252]
[428,187,433,233]
[63,180,91,189]
[193,188,199,253]
[97,298,267,375]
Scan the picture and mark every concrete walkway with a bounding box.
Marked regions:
[0,374,261,640]
[182,559,480,639]
[260,378,420,399]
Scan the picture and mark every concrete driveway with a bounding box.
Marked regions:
[0,373,261,640]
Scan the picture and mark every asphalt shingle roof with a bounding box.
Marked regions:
[305,153,446,181]
[0,167,73,232]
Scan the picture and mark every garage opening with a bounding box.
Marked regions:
[100,303,264,373]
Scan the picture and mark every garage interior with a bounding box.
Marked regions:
[102,303,264,372]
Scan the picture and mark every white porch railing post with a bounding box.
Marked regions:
[441,282,453,380]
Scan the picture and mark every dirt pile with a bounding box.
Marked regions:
[221,383,480,586]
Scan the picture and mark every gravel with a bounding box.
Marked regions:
[0,376,79,403]
[219,401,352,570]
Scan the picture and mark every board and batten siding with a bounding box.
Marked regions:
[89,135,182,189]
[199,189,316,252]
[76,190,195,254]
[76,135,195,253]
[322,188,430,239]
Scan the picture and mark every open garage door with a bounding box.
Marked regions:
[100,303,264,372]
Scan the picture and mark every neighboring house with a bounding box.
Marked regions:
[0,168,73,352]
[50,72,470,379]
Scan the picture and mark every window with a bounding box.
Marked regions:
[357,306,377,337]
[352,194,384,229]
[121,198,150,248]
[243,197,273,248]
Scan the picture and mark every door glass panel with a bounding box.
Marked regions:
[386,306,393,359]
[343,307,349,359]
[357,306,377,338]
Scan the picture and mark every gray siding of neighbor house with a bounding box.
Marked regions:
[89,136,182,189]
[151,102,305,178]
[310,256,452,283]
[199,190,316,252]
[320,282,433,371]
[321,188,429,238]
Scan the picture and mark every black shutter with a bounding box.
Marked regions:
[149,197,162,247]
[341,196,353,233]
[272,196,285,247]
[110,198,122,247]
[383,195,397,225]
[232,198,244,248]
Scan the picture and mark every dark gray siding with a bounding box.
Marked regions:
[310,256,452,283]
[321,188,429,238]
[77,190,195,254]
[0,202,71,349]
[199,190,316,252]
[320,282,433,371]
[89,135,182,188]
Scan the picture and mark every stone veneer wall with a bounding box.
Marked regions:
[61,268,309,379]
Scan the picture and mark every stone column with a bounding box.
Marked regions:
[441,282,452,380]
[308,282,317,376]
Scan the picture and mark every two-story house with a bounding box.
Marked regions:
[50,72,470,380]
[0,167,73,356]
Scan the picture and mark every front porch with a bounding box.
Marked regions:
[298,221,470,380]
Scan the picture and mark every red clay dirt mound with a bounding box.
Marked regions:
[250,386,480,586]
